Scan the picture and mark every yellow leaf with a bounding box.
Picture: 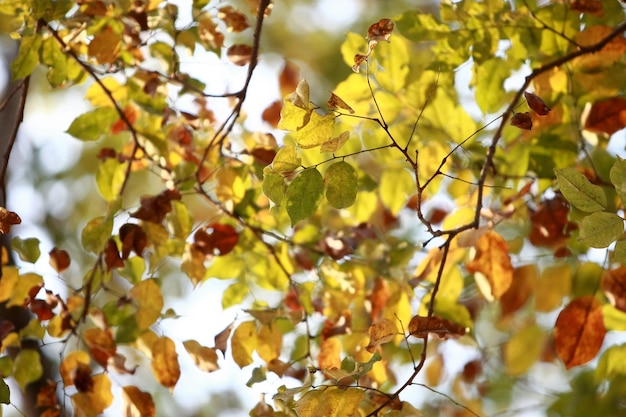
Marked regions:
[8,272,43,307]
[0,266,18,303]
[60,351,91,386]
[256,324,282,363]
[71,374,113,417]
[134,329,159,359]
[295,387,364,417]
[504,323,546,375]
[293,112,335,149]
[183,340,219,373]
[365,318,398,353]
[130,279,163,330]
[231,321,257,367]
[122,386,155,417]
[318,337,342,371]
[466,231,513,300]
[379,168,415,215]
[1,332,19,353]
[151,336,180,390]
[216,167,246,205]
[535,264,572,312]
[85,77,127,107]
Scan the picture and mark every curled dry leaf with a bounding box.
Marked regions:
[408,315,466,339]
[320,131,350,153]
[524,91,551,116]
[510,112,533,130]
[227,44,253,66]
[367,18,394,42]
[183,340,219,372]
[327,92,354,114]
[131,189,181,223]
[0,207,21,234]
[352,53,368,73]
[104,238,124,271]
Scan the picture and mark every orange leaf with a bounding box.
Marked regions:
[0,207,21,234]
[262,100,282,128]
[71,374,113,416]
[122,386,155,417]
[365,318,398,353]
[554,296,606,369]
[84,328,116,368]
[151,336,180,390]
[602,267,626,313]
[317,337,342,371]
[408,315,466,339]
[499,265,537,319]
[227,44,253,66]
[466,231,514,299]
[584,97,626,136]
[36,380,58,408]
[279,60,300,98]
[368,277,390,321]
[48,247,70,273]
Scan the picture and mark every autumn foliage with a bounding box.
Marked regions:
[1,0,626,416]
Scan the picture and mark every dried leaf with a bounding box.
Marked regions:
[214,322,234,356]
[408,315,466,339]
[88,27,121,64]
[183,340,219,372]
[48,247,70,273]
[554,296,606,369]
[71,374,113,416]
[218,6,250,32]
[104,239,124,271]
[84,328,116,368]
[327,93,354,114]
[122,386,155,417]
[317,337,342,371]
[465,231,514,299]
[320,131,350,153]
[194,223,239,256]
[130,189,181,223]
[365,318,398,353]
[367,18,394,42]
[119,224,148,259]
[524,91,551,116]
[151,336,180,390]
[584,97,626,136]
[510,112,532,130]
[279,60,300,97]
[500,265,537,319]
[36,380,58,408]
[262,100,282,128]
[571,0,603,15]
[227,44,253,66]
[0,208,21,234]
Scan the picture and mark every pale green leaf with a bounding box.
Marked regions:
[119,256,146,284]
[293,112,335,149]
[579,212,624,248]
[66,107,119,142]
[11,237,40,263]
[41,37,68,87]
[614,241,626,265]
[610,158,626,205]
[295,387,364,417]
[262,170,285,204]
[96,159,128,202]
[556,168,607,212]
[222,281,249,309]
[81,216,114,253]
[285,168,324,226]
[325,161,357,209]
[395,12,451,42]
[11,35,42,80]
[12,350,43,391]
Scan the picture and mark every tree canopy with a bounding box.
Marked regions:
[1,0,626,416]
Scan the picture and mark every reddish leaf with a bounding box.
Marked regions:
[570,0,603,15]
[499,265,536,319]
[528,194,575,251]
[73,363,94,393]
[131,189,181,223]
[227,44,253,66]
[0,319,15,342]
[194,223,239,256]
[279,60,300,98]
[352,53,368,73]
[30,299,55,321]
[0,207,21,234]
[408,315,466,339]
[104,239,124,271]
[510,112,533,130]
[554,295,606,369]
[462,359,483,384]
[49,247,71,273]
[584,97,626,136]
[119,223,148,259]
[36,380,58,408]
[367,18,394,42]
[262,100,282,128]
[602,267,626,312]
[524,91,551,116]
[321,235,352,260]
[96,148,117,160]
[110,105,138,134]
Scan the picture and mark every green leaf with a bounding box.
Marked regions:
[96,158,128,201]
[379,168,415,215]
[285,168,324,226]
[596,344,626,382]
[81,216,114,253]
[610,158,626,205]
[11,35,43,80]
[473,57,511,114]
[41,37,68,87]
[12,350,43,391]
[395,12,451,42]
[614,241,626,265]
[66,107,119,141]
[0,356,13,377]
[293,112,335,149]
[579,212,624,248]
[246,366,267,387]
[0,378,9,405]
[11,237,41,263]
[116,315,141,344]
[119,256,146,284]
[262,170,285,204]
[325,161,357,209]
[271,145,301,173]
[556,168,607,212]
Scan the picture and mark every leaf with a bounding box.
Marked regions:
[81,216,114,253]
[130,189,181,223]
[231,321,257,368]
[122,386,155,417]
[96,158,128,201]
[49,247,71,273]
[555,167,607,212]
[214,322,234,356]
[88,27,122,64]
[246,366,266,387]
[285,168,324,226]
[130,279,163,330]
[11,34,43,80]
[583,97,626,136]
[217,6,249,32]
[320,131,350,153]
[317,337,342,371]
[293,112,335,149]
[183,340,219,372]
[0,207,21,234]
[325,161,357,209]
[379,168,414,215]
[365,318,398,353]
[119,224,148,259]
[7,272,43,308]
[66,107,119,142]
[11,237,41,263]
[0,379,8,405]
[408,315,466,339]
[84,328,116,367]
[500,265,537,319]
[524,91,551,115]
[367,18,394,42]
[12,349,43,391]
[465,231,514,299]
[601,267,626,313]
[610,157,626,204]
[262,171,285,204]
[510,112,532,130]
[327,93,354,114]
[256,324,282,363]
[579,211,624,248]
[279,60,300,98]
[151,336,180,391]
[271,145,301,173]
[71,374,113,416]
[555,296,606,369]
[198,14,224,49]
[193,223,239,256]
[226,44,252,66]
[504,323,546,375]
[295,387,364,417]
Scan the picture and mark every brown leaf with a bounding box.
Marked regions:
[499,265,537,319]
[151,336,180,390]
[0,207,21,234]
[524,91,551,116]
[119,224,148,259]
[84,328,117,368]
[466,231,514,299]
[227,44,253,66]
[107,353,137,375]
[570,0,603,15]
[602,267,626,312]
[528,194,573,251]
[122,386,155,417]
[218,6,250,33]
[60,351,91,387]
[198,15,224,49]
[352,53,368,73]
[365,318,398,353]
[130,189,181,223]
[88,26,121,64]
[36,380,58,408]
[327,93,355,114]
[367,18,394,42]
[408,315,466,339]
[194,223,239,256]
[368,277,390,321]
[183,340,219,372]
[279,60,300,97]
[48,247,70,273]
[30,299,55,321]
[104,238,124,271]
[73,363,94,393]
[262,100,282,128]
[554,295,606,369]
[510,112,533,130]
[583,97,626,136]
[317,337,342,371]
